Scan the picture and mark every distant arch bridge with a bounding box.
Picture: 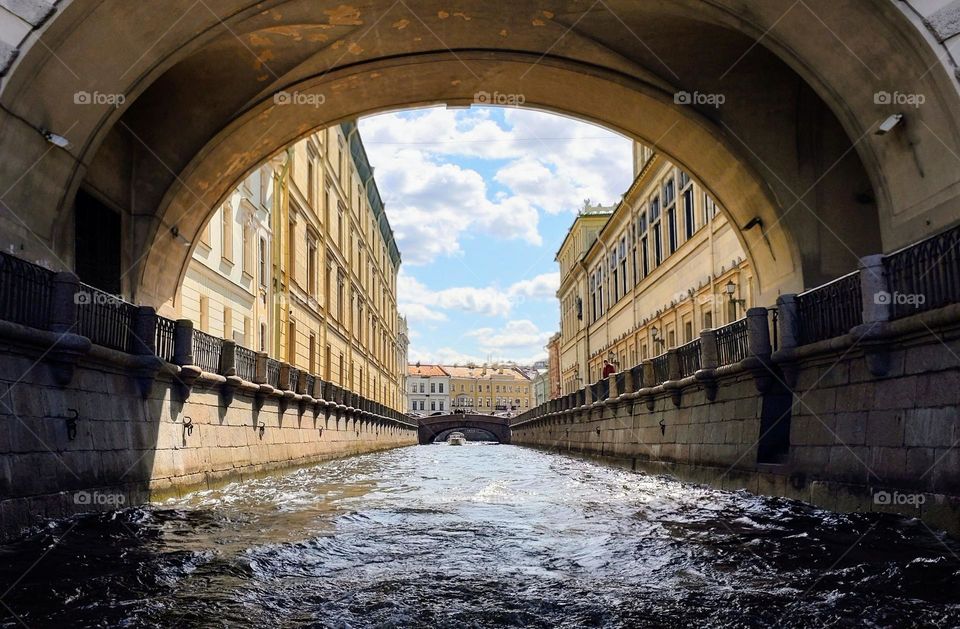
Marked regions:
[417,414,511,445]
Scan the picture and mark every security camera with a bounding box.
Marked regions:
[875,113,903,136]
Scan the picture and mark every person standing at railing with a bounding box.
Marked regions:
[601,359,616,380]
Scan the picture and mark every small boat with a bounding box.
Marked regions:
[448,431,466,446]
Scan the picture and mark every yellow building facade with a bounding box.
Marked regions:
[446,365,534,414]
[179,122,407,411]
[557,146,753,392]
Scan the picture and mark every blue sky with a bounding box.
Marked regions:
[358,106,632,365]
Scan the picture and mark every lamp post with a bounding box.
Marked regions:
[725,279,746,318]
[651,325,665,352]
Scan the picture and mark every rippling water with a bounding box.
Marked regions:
[2,444,959,628]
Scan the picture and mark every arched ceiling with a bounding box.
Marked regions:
[1,0,958,310]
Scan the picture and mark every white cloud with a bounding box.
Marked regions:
[507,271,560,301]
[359,106,631,265]
[399,302,447,323]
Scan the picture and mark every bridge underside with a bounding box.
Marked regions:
[1,1,959,313]
[418,415,511,445]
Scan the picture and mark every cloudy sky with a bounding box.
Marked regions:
[358,106,632,365]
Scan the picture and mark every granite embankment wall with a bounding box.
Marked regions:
[0,322,416,541]
[512,305,960,534]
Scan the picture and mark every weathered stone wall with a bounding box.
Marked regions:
[513,309,960,534]
[0,324,416,541]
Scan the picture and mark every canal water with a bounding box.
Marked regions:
[2,444,959,628]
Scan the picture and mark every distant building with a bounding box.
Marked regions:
[556,144,753,391]
[445,365,533,414]
[532,371,549,405]
[546,332,561,400]
[407,363,450,413]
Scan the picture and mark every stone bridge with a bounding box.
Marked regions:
[418,414,511,445]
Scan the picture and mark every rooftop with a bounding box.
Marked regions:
[407,363,448,377]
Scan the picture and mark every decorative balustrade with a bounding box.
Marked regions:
[191,329,223,374]
[289,367,300,392]
[235,345,257,381]
[715,318,749,366]
[266,358,281,388]
[885,223,960,319]
[651,353,670,384]
[630,364,644,390]
[304,373,316,396]
[155,316,176,362]
[76,283,136,352]
[0,251,53,329]
[677,339,702,377]
[796,271,862,344]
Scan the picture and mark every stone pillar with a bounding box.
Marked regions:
[295,369,307,394]
[641,360,654,387]
[776,294,800,351]
[667,349,680,381]
[219,339,236,376]
[49,272,80,334]
[747,307,772,357]
[131,306,157,355]
[607,373,617,399]
[859,254,891,323]
[254,352,268,385]
[699,328,718,370]
[173,319,194,366]
[279,362,291,390]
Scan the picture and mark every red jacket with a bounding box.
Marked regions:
[602,363,616,378]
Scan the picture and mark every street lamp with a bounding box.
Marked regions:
[651,325,665,351]
[725,280,746,316]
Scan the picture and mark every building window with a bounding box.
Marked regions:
[667,206,678,254]
[650,196,662,266]
[438,383,444,393]
[684,320,693,343]
[619,237,627,296]
[260,322,267,352]
[287,216,297,286]
[703,310,713,329]
[682,173,695,239]
[307,235,318,298]
[439,401,444,411]
[309,333,316,373]
[703,193,717,225]
[258,237,268,288]
[287,320,296,364]
[242,226,254,278]
[430,382,436,393]
[221,207,234,263]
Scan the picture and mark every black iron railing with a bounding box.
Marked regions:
[76,283,136,352]
[191,329,223,374]
[235,345,257,381]
[289,368,300,392]
[155,316,176,362]
[677,339,702,377]
[651,353,670,384]
[630,363,644,390]
[614,371,626,396]
[266,358,280,388]
[304,373,316,396]
[885,223,960,319]
[768,307,779,352]
[797,271,862,345]
[0,251,53,329]
[715,318,748,366]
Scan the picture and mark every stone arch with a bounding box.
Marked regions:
[1,1,958,310]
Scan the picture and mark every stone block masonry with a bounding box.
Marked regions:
[513,306,960,535]
[0,330,416,541]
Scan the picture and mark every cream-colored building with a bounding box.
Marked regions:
[179,162,279,353]
[179,122,406,411]
[557,145,753,392]
[446,365,534,414]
